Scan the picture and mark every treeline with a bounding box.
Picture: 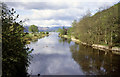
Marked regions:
[1,3,32,77]
[28,25,39,33]
[25,24,49,34]
[57,27,67,35]
[67,3,120,47]
[24,32,49,44]
[24,25,49,43]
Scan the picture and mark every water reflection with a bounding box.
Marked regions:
[28,32,120,75]
[28,32,84,75]
[69,43,120,75]
[31,39,38,43]
[58,37,71,45]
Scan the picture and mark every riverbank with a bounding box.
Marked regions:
[24,32,49,44]
[59,34,120,55]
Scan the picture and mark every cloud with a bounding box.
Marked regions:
[3,0,120,2]
[6,2,116,10]
[6,2,71,10]
[24,2,70,10]
[5,2,110,11]
[25,19,71,27]
[4,0,119,27]
[29,8,84,20]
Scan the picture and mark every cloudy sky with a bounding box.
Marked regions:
[4,0,120,27]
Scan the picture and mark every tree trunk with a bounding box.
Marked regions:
[104,30,107,44]
[110,31,113,46]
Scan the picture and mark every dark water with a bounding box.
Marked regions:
[28,32,120,75]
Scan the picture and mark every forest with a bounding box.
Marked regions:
[60,3,120,47]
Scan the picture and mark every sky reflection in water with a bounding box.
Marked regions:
[28,32,84,75]
[28,32,120,75]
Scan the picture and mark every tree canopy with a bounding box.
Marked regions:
[63,2,120,47]
[1,3,32,77]
[29,25,39,33]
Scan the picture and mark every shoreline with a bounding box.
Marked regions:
[24,33,49,44]
[59,34,120,55]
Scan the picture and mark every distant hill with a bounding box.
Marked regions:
[23,26,71,32]
[45,26,70,32]
[38,27,49,32]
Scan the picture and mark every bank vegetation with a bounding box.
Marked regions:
[58,3,120,54]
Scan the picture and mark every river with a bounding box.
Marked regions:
[27,32,120,75]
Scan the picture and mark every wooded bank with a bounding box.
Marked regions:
[59,34,120,55]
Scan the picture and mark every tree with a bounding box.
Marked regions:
[69,2,120,47]
[1,3,32,77]
[57,27,68,35]
[72,20,77,27]
[46,32,49,34]
[29,25,38,33]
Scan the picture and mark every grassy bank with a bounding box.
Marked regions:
[24,32,49,44]
[59,34,120,55]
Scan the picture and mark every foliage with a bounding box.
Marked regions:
[1,3,32,77]
[28,25,38,33]
[67,27,72,37]
[57,27,67,35]
[24,32,47,43]
[68,3,120,47]
[42,32,45,34]
[46,31,49,34]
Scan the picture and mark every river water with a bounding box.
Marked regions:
[27,32,120,75]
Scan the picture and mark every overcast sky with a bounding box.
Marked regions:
[3,0,120,27]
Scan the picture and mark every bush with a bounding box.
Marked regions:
[2,3,32,77]
[46,32,49,34]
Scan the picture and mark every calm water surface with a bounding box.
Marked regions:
[28,32,120,75]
